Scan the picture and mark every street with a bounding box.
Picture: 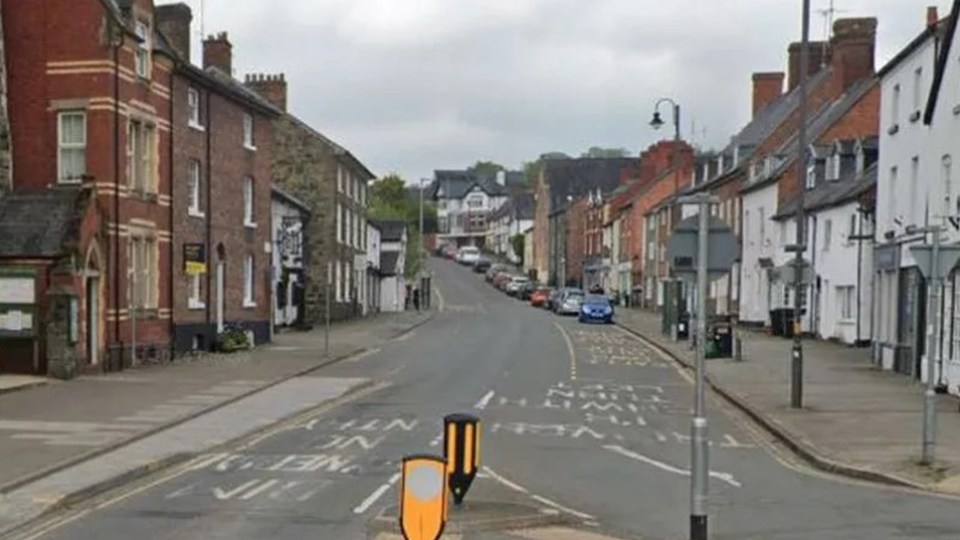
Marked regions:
[13,259,960,540]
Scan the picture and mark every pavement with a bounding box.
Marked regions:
[0,310,431,493]
[615,307,960,491]
[6,260,960,540]
[0,375,48,396]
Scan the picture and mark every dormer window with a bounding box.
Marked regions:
[135,20,152,79]
[806,163,817,189]
[827,154,841,181]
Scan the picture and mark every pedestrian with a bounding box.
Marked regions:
[413,288,421,311]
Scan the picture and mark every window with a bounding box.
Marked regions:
[467,195,484,209]
[243,177,255,226]
[347,210,354,247]
[823,219,832,251]
[243,113,255,149]
[340,205,347,243]
[744,209,751,244]
[827,155,840,181]
[58,111,86,183]
[128,235,157,310]
[243,255,255,307]
[888,166,898,225]
[128,120,157,193]
[337,166,344,193]
[806,163,816,189]
[758,207,766,244]
[780,221,788,245]
[188,160,203,216]
[135,20,151,78]
[891,84,901,127]
[848,213,858,242]
[188,88,202,128]
[913,67,923,114]
[837,285,855,320]
[336,204,343,243]
[944,155,953,216]
[189,273,204,309]
[910,156,920,217]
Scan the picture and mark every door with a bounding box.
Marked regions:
[87,277,99,365]
[216,262,225,333]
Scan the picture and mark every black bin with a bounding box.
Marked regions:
[707,322,733,358]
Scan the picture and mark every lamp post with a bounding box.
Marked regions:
[791,0,812,410]
[651,98,684,342]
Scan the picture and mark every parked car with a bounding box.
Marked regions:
[473,257,492,273]
[486,264,507,282]
[456,246,481,265]
[493,272,513,290]
[578,294,615,324]
[505,276,530,296]
[443,245,459,259]
[555,288,585,315]
[530,287,552,307]
[547,288,565,311]
[518,281,537,301]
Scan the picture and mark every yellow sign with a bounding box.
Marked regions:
[185,261,207,275]
[400,455,447,540]
[444,413,480,505]
[183,243,207,275]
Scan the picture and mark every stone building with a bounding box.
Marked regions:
[246,75,376,323]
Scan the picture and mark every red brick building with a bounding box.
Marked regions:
[158,5,279,354]
[2,0,175,373]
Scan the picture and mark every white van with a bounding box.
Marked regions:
[456,246,481,265]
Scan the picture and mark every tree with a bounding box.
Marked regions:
[581,146,632,158]
[522,161,541,187]
[468,160,505,181]
[368,173,438,279]
[510,234,525,266]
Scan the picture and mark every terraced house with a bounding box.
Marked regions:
[0,0,175,375]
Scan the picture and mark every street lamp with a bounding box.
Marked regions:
[650,97,682,197]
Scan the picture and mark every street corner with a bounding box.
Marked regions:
[367,471,576,537]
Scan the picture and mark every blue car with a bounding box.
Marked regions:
[578,295,615,324]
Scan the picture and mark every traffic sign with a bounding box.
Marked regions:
[667,215,739,279]
[910,245,960,280]
[773,259,814,286]
[443,414,480,505]
[399,455,448,540]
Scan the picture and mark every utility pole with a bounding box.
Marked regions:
[691,196,712,540]
[923,226,942,464]
[791,0,811,409]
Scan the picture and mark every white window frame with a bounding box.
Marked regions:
[243,254,256,307]
[838,285,855,321]
[128,119,157,193]
[188,160,203,217]
[188,273,205,310]
[243,176,256,227]
[243,113,256,150]
[828,155,841,181]
[888,166,898,226]
[336,203,343,245]
[128,234,158,310]
[57,110,87,184]
[806,163,816,189]
[135,19,152,79]
[188,87,203,129]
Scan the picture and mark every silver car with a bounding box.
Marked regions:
[556,289,584,315]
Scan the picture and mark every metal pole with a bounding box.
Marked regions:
[690,199,710,540]
[791,0,811,409]
[922,228,941,464]
[324,261,331,357]
[420,179,425,301]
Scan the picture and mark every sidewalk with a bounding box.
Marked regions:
[0,310,432,493]
[615,308,960,492]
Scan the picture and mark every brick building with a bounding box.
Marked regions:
[249,76,376,324]
[1,0,176,374]
[158,5,280,353]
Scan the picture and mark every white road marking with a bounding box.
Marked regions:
[530,494,596,520]
[394,332,414,342]
[553,322,578,381]
[213,480,261,500]
[603,445,742,488]
[239,479,280,500]
[353,473,401,514]
[429,434,443,447]
[474,390,496,410]
[481,466,529,494]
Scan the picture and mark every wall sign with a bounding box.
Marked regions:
[184,243,207,275]
[0,277,35,304]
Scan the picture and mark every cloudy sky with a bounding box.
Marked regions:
[164,0,953,181]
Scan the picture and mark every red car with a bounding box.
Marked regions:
[530,287,552,307]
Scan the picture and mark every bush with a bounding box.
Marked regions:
[216,326,251,353]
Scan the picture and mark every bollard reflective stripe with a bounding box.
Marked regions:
[446,423,457,475]
[464,423,475,475]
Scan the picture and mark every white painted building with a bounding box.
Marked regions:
[488,193,534,263]
[376,220,407,312]
[431,170,510,248]
[874,10,945,378]
[271,186,309,329]
[365,222,382,315]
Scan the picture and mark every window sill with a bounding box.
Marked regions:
[244,144,257,152]
[243,300,257,309]
[188,209,205,219]
[189,122,205,132]
[244,221,258,229]
[130,189,159,202]
[837,319,855,326]
[188,301,206,311]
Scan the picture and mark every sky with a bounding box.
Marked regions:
[163,0,954,182]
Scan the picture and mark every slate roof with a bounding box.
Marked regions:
[773,162,877,220]
[0,189,88,258]
[541,158,635,214]
[490,193,535,222]
[742,77,878,195]
[374,220,407,242]
[380,251,401,277]
[925,0,960,124]
[429,170,506,200]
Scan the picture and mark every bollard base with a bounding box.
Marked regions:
[690,514,707,540]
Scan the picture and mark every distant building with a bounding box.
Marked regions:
[376,220,408,312]
[365,221,382,315]
[488,192,534,264]
[429,170,508,249]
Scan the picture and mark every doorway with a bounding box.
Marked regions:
[87,276,99,365]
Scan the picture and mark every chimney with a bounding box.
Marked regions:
[156,3,192,61]
[830,17,877,92]
[752,72,785,117]
[927,6,939,28]
[245,73,288,112]
[788,41,829,91]
[203,32,232,75]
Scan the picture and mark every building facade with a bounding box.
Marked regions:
[271,185,310,330]
[376,220,407,312]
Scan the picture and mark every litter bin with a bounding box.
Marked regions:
[770,308,795,337]
[707,321,733,359]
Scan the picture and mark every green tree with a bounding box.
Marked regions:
[510,234,525,266]
[368,173,439,279]
[468,160,505,181]
[539,151,570,160]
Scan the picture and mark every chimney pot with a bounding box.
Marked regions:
[830,17,878,92]
[245,72,288,112]
[788,41,829,91]
[156,3,193,61]
[203,31,233,74]
[928,6,939,27]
